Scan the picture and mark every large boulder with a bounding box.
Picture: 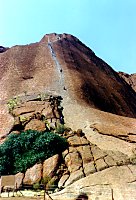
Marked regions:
[64,150,82,173]
[0,104,14,137]
[15,172,24,189]
[76,145,93,164]
[43,154,60,179]
[23,163,42,185]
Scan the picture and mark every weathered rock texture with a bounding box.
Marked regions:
[0,33,136,199]
[0,33,136,118]
[51,165,136,200]
[23,163,42,185]
[6,130,135,197]
[43,154,60,179]
[0,93,63,143]
[119,71,136,92]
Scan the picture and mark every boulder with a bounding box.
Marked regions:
[12,100,47,115]
[76,129,84,137]
[67,135,89,146]
[23,163,42,185]
[24,119,46,131]
[64,151,82,173]
[42,107,54,119]
[43,154,60,179]
[12,106,35,116]
[85,128,136,157]
[62,149,69,158]
[104,155,117,167]
[106,150,130,166]
[53,109,60,119]
[15,172,24,189]
[0,104,14,137]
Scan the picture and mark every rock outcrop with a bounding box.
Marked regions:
[2,129,135,198]
[51,165,136,200]
[0,93,64,142]
[118,71,136,92]
[0,33,136,199]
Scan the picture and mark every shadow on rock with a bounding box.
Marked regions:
[75,193,88,200]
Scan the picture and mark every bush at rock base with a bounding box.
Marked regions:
[55,123,71,135]
[0,130,68,175]
[33,182,41,190]
[41,176,58,192]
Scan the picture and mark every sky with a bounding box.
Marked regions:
[0,0,136,74]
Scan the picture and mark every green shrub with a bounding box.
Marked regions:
[37,93,48,101]
[41,176,57,192]
[0,130,68,175]
[7,97,19,112]
[55,124,70,135]
[41,176,51,186]
[33,182,40,190]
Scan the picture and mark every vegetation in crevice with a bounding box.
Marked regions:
[7,97,20,112]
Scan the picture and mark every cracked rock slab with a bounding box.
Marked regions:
[58,174,69,188]
[91,145,107,160]
[65,151,82,173]
[52,165,136,200]
[84,161,96,176]
[76,145,93,164]
[64,168,84,187]
[67,135,89,146]
[104,155,117,167]
[95,158,108,171]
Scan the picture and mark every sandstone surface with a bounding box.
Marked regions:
[0,33,136,199]
[43,154,60,179]
[51,165,136,200]
[23,163,42,185]
[0,33,136,137]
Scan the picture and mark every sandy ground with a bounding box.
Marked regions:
[0,198,39,200]
[0,190,46,199]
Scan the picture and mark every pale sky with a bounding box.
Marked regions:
[0,0,136,74]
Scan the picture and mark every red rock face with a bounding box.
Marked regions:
[118,72,136,92]
[0,33,136,136]
[53,34,136,118]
